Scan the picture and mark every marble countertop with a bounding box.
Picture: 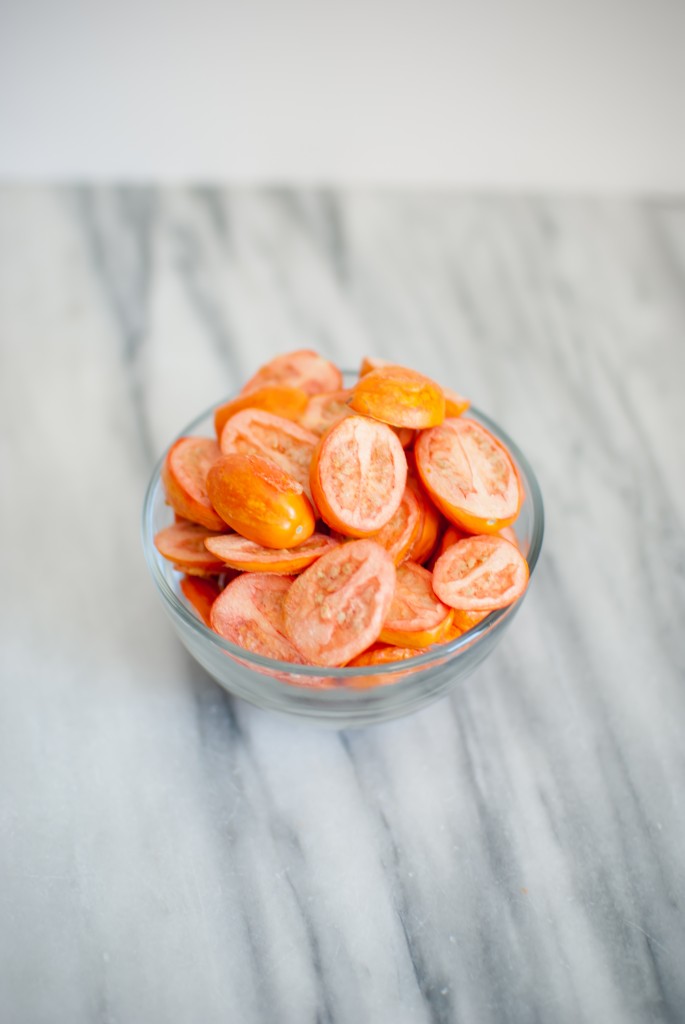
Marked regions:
[2,187,684,1023]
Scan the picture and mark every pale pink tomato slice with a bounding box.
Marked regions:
[380,561,453,648]
[210,573,308,663]
[432,535,529,611]
[241,349,342,396]
[415,417,521,534]
[283,540,396,666]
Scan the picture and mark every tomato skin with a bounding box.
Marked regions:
[443,388,471,417]
[415,418,522,535]
[207,453,316,549]
[214,386,308,438]
[161,437,226,531]
[371,485,422,565]
[379,561,453,648]
[349,365,446,429]
[346,643,420,667]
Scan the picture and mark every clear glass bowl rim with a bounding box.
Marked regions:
[142,384,545,695]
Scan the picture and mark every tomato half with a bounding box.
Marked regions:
[415,417,521,534]
[207,453,316,549]
[309,415,407,537]
[180,575,222,626]
[214,386,308,438]
[161,436,225,531]
[349,365,446,429]
[283,540,396,666]
[371,485,422,564]
[154,521,227,575]
[432,535,529,611]
[205,532,338,574]
[210,573,307,663]
[379,561,453,648]
[299,389,353,435]
[219,408,318,496]
[241,349,342,396]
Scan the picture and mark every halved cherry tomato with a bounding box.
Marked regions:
[210,573,308,663]
[283,540,396,666]
[207,453,316,549]
[432,535,529,611]
[443,388,471,417]
[359,355,391,377]
[309,415,407,537]
[349,365,446,429]
[219,408,318,495]
[161,436,225,531]
[405,474,443,565]
[434,524,469,560]
[371,485,422,564]
[180,575,222,626]
[380,561,453,648]
[434,619,464,644]
[498,525,521,550]
[205,532,338,574]
[241,349,342,396]
[450,609,490,633]
[415,417,521,534]
[347,643,420,667]
[214,386,308,439]
[299,389,353,435]
[154,521,227,575]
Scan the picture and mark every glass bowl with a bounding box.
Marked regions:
[142,375,544,727]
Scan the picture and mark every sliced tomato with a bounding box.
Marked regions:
[283,540,396,666]
[349,365,445,429]
[432,535,529,611]
[241,349,342,396]
[214,386,308,438]
[207,453,316,549]
[371,485,422,565]
[161,436,225,531]
[380,561,453,648]
[219,408,317,495]
[154,521,227,575]
[443,388,471,417]
[346,643,421,667]
[450,608,490,633]
[299,389,353,435]
[405,475,443,564]
[309,415,407,537]
[205,532,338,574]
[210,573,307,663]
[180,575,222,626]
[415,417,521,534]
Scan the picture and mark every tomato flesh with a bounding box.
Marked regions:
[241,349,342,396]
[310,415,407,537]
[415,417,521,534]
[380,562,453,648]
[283,540,396,666]
[432,535,529,611]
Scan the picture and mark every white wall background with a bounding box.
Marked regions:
[1,0,684,190]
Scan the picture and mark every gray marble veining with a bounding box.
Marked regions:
[1,187,684,1023]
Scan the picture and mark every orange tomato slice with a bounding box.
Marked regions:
[283,540,396,666]
[207,453,316,549]
[210,573,308,663]
[205,532,338,573]
[450,609,490,633]
[219,408,318,495]
[299,389,353,435]
[415,417,521,534]
[349,365,446,429]
[310,415,407,537]
[432,535,529,611]
[371,485,422,564]
[214,386,308,438]
[405,474,443,565]
[241,349,342,396]
[161,436,225,531]
[380,561,453,648]
[154,521,227,576]
[443,388,471,417]
[346,643,421,667]
[180,575,222,626]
